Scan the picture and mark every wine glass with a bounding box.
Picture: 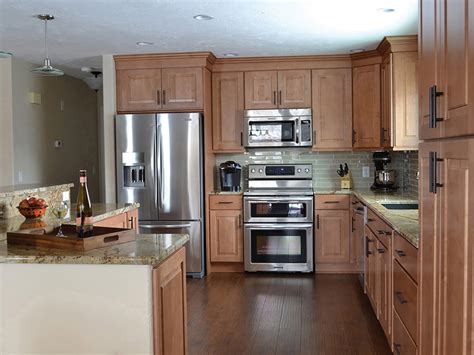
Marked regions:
[51,201,69,237]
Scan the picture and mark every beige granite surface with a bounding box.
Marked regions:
[0,203,140,242]
[209,190,244,195]
[315,189,419,248]
[0,233,189,267]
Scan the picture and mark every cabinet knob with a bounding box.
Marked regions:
[395,249,406,257]
[129,217,134,229]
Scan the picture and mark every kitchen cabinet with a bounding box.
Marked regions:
[352,64,381,149]
[419,0,474,139]
[94,208,139,231]
[212,72,244,152]
[244,70,311,109]
[380,42,419,150]
[350,197,365,269]
[161,67,203,110]
[116,68,162,113]
[365,227,377,311]
[152,247,187,355]
[377,239,390,340]
[209,195,243,263]
[312,68,352,150]
[315,195,354,272]
[419,138,474,355]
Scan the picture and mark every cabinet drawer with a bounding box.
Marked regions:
[393,260,418,342]
[315,195,349,210]
[393,310,417,355]
[394,232,418,283]
[209,195,242,210]
[366,208,393,248]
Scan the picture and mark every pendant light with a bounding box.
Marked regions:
[0,51,13,58]
[31,14,64,76]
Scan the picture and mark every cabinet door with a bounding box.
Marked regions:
[116,69,162,113]
[312,68,352,150]
[377,240,391,340]
[277,70,311,108]
[244,71,278,109]
[315,210,350,263]
[153,247,187,355]
[365,228,377,311]
[381,55,392,148]
[94,213,128,228]
[126,209,139,231]
[419,0,440,139]
[212,72,244,152]
[161,67,203,110]
[210,209,243,262]
[353,64,381,149]
[392,52,419,150]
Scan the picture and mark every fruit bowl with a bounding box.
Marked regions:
[17,206,48,219]
[17,197,48,219]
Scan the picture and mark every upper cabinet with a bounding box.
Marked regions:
[312,68,352,150]
[379,36,419,150]
[244,70,311,109]
[419,0,474,140]
[352,64,381,149]
[115,53,214,113]
[212,72,245,152]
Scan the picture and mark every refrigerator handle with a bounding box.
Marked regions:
[157,124,164,210]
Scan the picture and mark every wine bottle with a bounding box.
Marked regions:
[76,170,93,238]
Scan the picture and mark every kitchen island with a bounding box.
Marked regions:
[0,233,189,354]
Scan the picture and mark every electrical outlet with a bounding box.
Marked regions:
[362,166,370,178]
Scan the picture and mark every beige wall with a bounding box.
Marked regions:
[0,57,14,186]
[10,58,99,201]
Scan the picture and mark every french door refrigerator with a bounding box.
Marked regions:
[115,113,205,278]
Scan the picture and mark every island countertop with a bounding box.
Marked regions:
[0,233,189,267]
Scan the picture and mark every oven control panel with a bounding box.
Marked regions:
[248,164,312,179]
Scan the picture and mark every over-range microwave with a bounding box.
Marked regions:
[243,108,312,148]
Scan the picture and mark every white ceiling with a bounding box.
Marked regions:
[0,0,418,78]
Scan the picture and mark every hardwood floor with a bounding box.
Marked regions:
[187,273,391,355]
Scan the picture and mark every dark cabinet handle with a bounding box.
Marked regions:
[273,91,277,105]
[316,214,320,229]
[365,236,373,257]
[429,85,444,128]
[313,130,316,145]
[218,201,234,204]
[352,217,355,232]
[129,217,134,229]
[394,291,408,305]
[377,230,391,236]
[157,90,161,105]
[352,129,356,145]
[429,151,444,194]
[352,201,358,205]
[240,132,243,146]
[395,249,406,257]
[162,90,166,104]
[377,248,385,254]
[394,343,401,355]
[324,201,340,204]
[279,90,282,105]
[367,218,375,222]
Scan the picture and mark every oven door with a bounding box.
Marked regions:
[244,223,313,272]
[244,117,298,147]
[244,196,313,223]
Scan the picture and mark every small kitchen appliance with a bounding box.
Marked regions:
[219,161,242,192]
[370,151,398,191]
[243,164,314,273]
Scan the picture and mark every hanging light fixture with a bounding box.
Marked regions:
[0,51,13,58]
[83,70,103,92]
[31,14,64,76]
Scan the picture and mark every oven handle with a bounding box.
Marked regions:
[244,223,314,229]
[244,196,313,202]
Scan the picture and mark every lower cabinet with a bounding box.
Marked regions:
[365,228,377,310]
[377,239,391,339]
[208,195,244,272]
[393,310,417,355]
[152,247,187,355]
[94,208,139,231]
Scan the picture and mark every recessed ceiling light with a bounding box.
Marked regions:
[136,41,154,46]
[193,14,213,21]
[350,49,365,53]
[223,53,239,57]
[377,8,395,13]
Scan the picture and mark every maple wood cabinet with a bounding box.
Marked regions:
[244,70,311,109]
[419,138,474,355]
[161,67,203,110]
[209,195,243,263]
[212,72,244,152]
[94,208,139,231]
[116,68,162,113]
[365,228,377,309]
[419,0,474,140]
[352,64,381,149]
[152,247,187,355]
[312,68,352,150]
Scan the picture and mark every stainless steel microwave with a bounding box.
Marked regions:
[243,108,312,148]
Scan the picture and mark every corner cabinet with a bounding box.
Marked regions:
[212,72,245,152]
[152,247,187,355]
[352,64,381,149]
[244,70,311,109]
[312,68,352,150]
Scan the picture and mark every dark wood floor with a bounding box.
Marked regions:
[187,273,391,355]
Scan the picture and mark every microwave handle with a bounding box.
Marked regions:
[295,118,300,144]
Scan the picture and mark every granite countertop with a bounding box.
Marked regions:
[209,190,244,195]
[0,233,189,267]
[314,189,419,248]
[0,203,140,242]
[0,183,74,198]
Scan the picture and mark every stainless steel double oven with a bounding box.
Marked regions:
[243,164,314,272]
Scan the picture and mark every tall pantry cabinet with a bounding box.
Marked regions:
[418,1,474,355]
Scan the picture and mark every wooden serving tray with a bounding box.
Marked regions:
[7,224,136,251]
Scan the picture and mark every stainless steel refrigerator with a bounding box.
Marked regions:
[115,113,205,278]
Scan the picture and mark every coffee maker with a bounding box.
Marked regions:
[219,161,242,192]
[371,152,398,191]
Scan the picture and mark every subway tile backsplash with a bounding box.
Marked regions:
[215,149,419,194]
